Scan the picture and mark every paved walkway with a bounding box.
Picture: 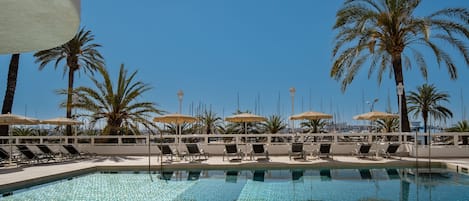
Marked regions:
[1,155,469,193]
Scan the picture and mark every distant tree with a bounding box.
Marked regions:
[331,0,469,133]
[198,109,221,134]
[34,28,104,136]
[0,54,20,136]
[71,64,163,135]
[261,115,286,134]
[447,120,469,132]
[301,119,327,133]
[375,118,399,133]
[407,84,453,144]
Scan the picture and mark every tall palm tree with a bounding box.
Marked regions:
[331,0,469,132]
[260,115,286,134]
[300,119,327,133]
[407,84,453,144]
[34,28,104,136]
[0,54,20,136]
[71,64,163,135]
[198,109,221,134]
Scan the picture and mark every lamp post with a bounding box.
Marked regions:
[177,90,184,114]
[177,90,184,149]
[289,87,296,134]
[397,83,404,141]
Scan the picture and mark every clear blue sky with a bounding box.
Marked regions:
[0,0,468,127]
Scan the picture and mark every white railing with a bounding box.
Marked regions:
[1,132,468,157]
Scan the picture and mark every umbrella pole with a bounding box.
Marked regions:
[9,126,12,165]
[244,122,247,134]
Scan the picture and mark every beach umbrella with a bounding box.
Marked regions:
[225,113,267,134]
[41,117,83,125]
[0,113,40,164]
[41,117,83,137]
[353,111,399,120]
[289,111,333,120]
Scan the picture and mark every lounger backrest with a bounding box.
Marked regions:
[161,171,173,181]
[292,143,303,153]
[359,144,372,153]
[17,147,36,159]
[225,171,238,183]
[252,144,265,153]
[37,145,53,154]
[253,170,265,182]
[319,144,331,154]
[157,145,173,155]
[63,145,80,155]
[186,144,200,154]
[386,144,400,154]
[225,144,238,154]
[0,147,9,160]
[359,169,372,180]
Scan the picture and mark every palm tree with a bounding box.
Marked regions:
[300,119,327,133]
[447,120,469,145]
[198,109,221,134]
[375,118,399,133]
[0,54,20,136]
[34,28,104,136]
[71,64,163,135]
[331,0,469,132]
[447,120,469,132]
[407,84,453,144]
[260,115,286,134]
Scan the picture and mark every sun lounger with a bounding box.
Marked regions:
[16,145,54,164]
[185,144,209,161]
[62,144,94,159]
[0,147,13,165]
[320,169,331,181]
[160,171,174,181]
[291,169,304,182]
[380,143,400,158]
[289,143,305,160]
[317,143,332,159]
[250,144,269,161]
[36,145,63,161]
[223,144,243,161]
[359,169,372,180]
[157,145,177,162]
[354,143,372,158]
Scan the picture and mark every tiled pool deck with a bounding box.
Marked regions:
[1,155,469,192]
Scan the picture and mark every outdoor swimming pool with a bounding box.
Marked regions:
[1,168,469,201]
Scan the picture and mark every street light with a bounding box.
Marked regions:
[177,90,184,114]
[366,98,379,112]
[289,87,296,134]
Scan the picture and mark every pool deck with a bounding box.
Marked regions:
[1,155,469,193]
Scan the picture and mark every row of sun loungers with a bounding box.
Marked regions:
[156,142,401,163]
[0,144,94,166]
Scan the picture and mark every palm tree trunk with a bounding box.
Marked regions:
[66,69,75,136]
[423,113,428,145]
[392,54,411,132]
[0,54,20,136]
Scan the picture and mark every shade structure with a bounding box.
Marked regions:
[153,113,198,124]
[225,113,267,134]
[225,113,267,123]
[0,113,40,125]
[0,113,40,165]
[41,117,83,125]
[353,111,399,120]
[289,111,333,120]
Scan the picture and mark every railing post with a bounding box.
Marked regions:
[454,133,459,147]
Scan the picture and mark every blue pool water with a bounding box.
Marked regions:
[1,168,469,201]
